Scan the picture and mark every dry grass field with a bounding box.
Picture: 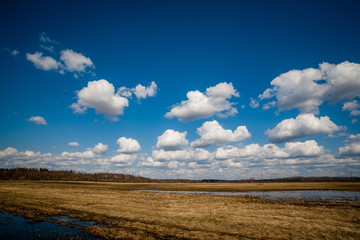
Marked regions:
[0,180,359,239]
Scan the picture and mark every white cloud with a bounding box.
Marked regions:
[165,82,239,122]
[91,142,108,154]
[60,49,94,72]
[0,147,18,159]
[71,79,129,121]
[260,67,327,113]
[266,114,341,143]
[342,100,360,116]
[284,140,325,157]
[61,142,107,160]
[116,137,141,153]
[250,98,259,108]
[61,150,96,159]
[40,45,54,53]
[338,142,360,156]
[68,142,79,146]
[27,116,47,125]
[345,134,360,143]
[259,61,360,114]
[151,148,213,162]
[133,81,158,100]
[137,157,179,169]
[191,120,251,148]
[39,32,58,44]
[110,154,137,167]
[262,101,276,110]
[156,129,189,150]
[11,50,19,56]
[321,61,360,103]
[118,87,133,98]
[26,52,61,71]
[215,140,325,160]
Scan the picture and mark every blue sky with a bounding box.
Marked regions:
[1,0,360,179]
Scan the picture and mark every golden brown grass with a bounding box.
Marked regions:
[0,180,359,239]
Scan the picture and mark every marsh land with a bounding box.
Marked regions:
[0,181,359,239]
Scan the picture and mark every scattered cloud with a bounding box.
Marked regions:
[60,49,94,73]
[11,50,19,56]
[165,82,239,122]
[249,98,259,108]
[250,98,259,108]
[116,137,141,153]
[26,52,61,71]
[259,61,360,114]
[90,142,108,154]
[27,116,47,125]
[110,154,138,167]
[71,79,129,121]
[151,148,213,163]
[68,142,79,146]
[39,32,58,44]
[156,129,189,150]
[342,100,360,116]
[344,134,360,143]
[266,114,341,143]
[133,81,158,100]
[40,45,54,53]
[215,140,325,160]
[338,142,360,157]
[190,120,251,148]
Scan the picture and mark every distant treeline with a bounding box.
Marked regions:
[0,168,151,182]
[0,168,359,182]
[201,176,360,183]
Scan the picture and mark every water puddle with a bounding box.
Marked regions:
[135,190,360,204]
[0,212,102,240]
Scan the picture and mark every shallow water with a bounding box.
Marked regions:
[135,190,360,204]
[0,212,101,240]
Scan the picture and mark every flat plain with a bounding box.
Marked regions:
[0,181,359,239]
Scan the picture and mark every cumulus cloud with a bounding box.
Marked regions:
[0,147,18,159]
[138,157,179,169]
[61,150,96,159]
[284,140,325,157]
[61,142,107,160]
[342,100,360,116]
[156,129,189,150]
[165,82,239,122]
[68,142,79,146]
[27,116,47,125]
[91,142,108,154]
[71,79,129,121]
[338,142,360,157]
[191,120,251,148]
[133,81,158,100]
[26,52,61,71]
[215,140,325,160]
[116,137,141,153]
[151,148,213,162]
[322,61,360,103]
[259,61,360,114]
[110,154,137,167]
[60,49,94,73]
[266,114,341,143]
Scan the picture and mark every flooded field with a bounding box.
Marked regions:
[1,181,359,239]
[135,189,360,204]
[0,212,100,240]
